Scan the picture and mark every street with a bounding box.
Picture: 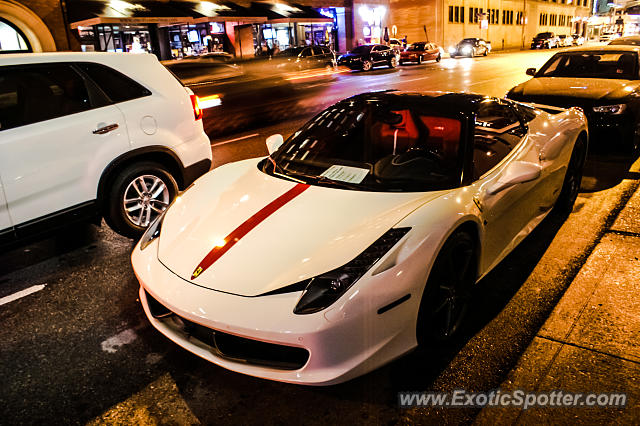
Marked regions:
[1,48,638,425]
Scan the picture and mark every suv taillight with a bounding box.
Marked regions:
[190,94,203,120]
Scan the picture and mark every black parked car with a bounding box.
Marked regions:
[531,32,558,49]
[448,38,491,57]
[273,45,336,70]
[337,44,398,71]
[506,46,640,155]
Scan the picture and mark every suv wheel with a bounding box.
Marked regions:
[105,161,178,238]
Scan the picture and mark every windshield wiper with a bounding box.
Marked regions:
[287,170,365,190]
[266,157,306,184]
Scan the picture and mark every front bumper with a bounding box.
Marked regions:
[132,240,420,385]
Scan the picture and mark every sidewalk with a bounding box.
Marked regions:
[475,164,640,423]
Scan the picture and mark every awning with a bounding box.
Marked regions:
[67,0,198,29]
[173,2,267,23]
[250,2,333,24]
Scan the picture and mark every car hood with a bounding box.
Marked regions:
[339,52,363,60]
[157,158,445,297]
[510,77,639,101]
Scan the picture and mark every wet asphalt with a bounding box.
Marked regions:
[1,47,638,425]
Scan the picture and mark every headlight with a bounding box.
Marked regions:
[293,228,410,314]
[592,104,627,115]
[448,46,456,54]
[461,46,472,54]
[337,55,343,61]
[139,209,167,250]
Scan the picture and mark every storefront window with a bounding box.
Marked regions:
[358,5,386,44]
[168,23,227,58]
[96,24,152,53]
[0,19,30,53]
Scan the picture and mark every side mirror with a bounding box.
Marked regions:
[266,134,284,155]
[487,161,541,195]
[526,68,537,76]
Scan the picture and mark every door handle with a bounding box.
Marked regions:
[93,123,119,135]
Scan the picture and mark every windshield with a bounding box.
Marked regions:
[263,98,464,192]
[406,43,425,51]
[350,45,372,54]
[277,47,305,57]
[536,32,552,38]
[537,51,638,79]
[461,38,476,43]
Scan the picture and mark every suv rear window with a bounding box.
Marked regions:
[76,62,151,103]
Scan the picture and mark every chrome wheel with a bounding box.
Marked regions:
[123,174,170,227]
[362,60,373,71]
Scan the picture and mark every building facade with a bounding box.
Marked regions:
[388,0,591,50]
[0,0,395,56]
[0,0,66,52]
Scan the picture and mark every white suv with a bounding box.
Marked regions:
[0,52,212,243]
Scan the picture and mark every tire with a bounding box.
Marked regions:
[418,55,423,65]
[105,161,178,238]
[416,231,476,344]
[389,56,398,68]
[362,60,373,71]
[554,137,586,215]
[399,60,404,66]
[483,49,488,56]
[436,54,441,62]
[630,121,640,159]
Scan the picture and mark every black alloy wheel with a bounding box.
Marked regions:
[631,120,640,158]
[554,137,587,214]
[417,231,476,343]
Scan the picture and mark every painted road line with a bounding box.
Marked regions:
[0,284,46,306]
[212,133,260,146]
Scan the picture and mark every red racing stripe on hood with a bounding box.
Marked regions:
[191,183,310,280]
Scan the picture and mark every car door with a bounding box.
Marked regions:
[0,63,130,227]
[426,44,437,59]
[370,45,382,64]
[0,176,12,240]
[469,100,545,271]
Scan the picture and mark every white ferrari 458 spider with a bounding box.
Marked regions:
[132,91,588,385]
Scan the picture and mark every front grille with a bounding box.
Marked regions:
[144,290,310,370]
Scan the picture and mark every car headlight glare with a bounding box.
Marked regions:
[461,46,472,54]
[592,104,627,115]
[293,227,411,315]
[139,210,167,250]
[448,46,456,53]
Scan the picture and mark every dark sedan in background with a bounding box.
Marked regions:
[531,32,558,49]
[337,44,398,71]
[399,42,442,64]
[448,38,491,57]
[506,46,640,156]
[274,45,336,70]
